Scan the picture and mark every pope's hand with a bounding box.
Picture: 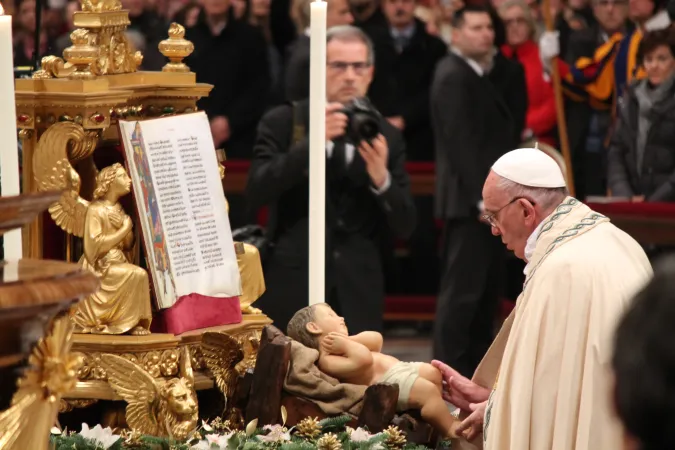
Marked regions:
[539,30,560,62]
[431,360,490,411]
[456,401,487,441]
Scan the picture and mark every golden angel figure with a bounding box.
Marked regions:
[33,122,153,335]
[73,163,152,335]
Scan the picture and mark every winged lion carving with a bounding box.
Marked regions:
[99,347,198,440]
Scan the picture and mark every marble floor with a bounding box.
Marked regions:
[382,323,433,362]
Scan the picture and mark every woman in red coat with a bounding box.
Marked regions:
[499,0,558,147]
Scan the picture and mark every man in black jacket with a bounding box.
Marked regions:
[186,1,271,159]
[366,0,447,160]
[247,25,416,333]
[431,5,515,377]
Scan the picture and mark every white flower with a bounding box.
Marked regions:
[346,427,384,449]
[50,427,62,435]
[257,424,291,443]
[190,433,234,450]
[78,424,121,449]
[347,427,374,442]
[207,433,234,448]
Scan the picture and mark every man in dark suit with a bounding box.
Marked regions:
[186,1,270,159]
[285,0,355,101]
[248,25,416,334]
[431,5,515,377]
[488,50,528,149]
[352,0,388,30]
[365,0,447,295]
[366,0,447,160]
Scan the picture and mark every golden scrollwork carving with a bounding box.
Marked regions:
[33,121,99,237]
[158,23,194,73]
[0,315,82,450]
[77,348,181,381]
[99,347,198,441]
[32,56,74,79]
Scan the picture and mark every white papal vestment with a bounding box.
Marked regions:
[455,197,653,450]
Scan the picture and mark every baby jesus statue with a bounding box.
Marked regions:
[287,304,461,439]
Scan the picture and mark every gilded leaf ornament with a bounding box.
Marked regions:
[0,315,82,450]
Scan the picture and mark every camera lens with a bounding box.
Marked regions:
[352,113,379,141]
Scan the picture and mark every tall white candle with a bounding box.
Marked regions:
[308,0,327,305]
[0,5,23,260]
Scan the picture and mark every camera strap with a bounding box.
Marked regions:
[291,101,305,145]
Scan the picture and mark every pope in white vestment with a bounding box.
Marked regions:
[439,148,653,450]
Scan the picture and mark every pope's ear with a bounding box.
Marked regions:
[306,321,322,334]
[522,199,535,218]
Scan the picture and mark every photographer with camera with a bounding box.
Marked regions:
[247,25,416,334]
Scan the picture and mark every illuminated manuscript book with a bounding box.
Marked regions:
[119,112,241,309]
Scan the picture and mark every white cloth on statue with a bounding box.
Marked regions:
[452,198,653,450]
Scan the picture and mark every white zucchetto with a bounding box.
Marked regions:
[491,148,566,188]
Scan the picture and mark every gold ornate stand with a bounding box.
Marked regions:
[64,316,270,405]
[14,0,273,438]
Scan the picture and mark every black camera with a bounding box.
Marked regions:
[341,97,381,144]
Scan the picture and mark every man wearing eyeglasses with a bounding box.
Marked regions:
[247,25,416,334]
[432,148,652,450]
